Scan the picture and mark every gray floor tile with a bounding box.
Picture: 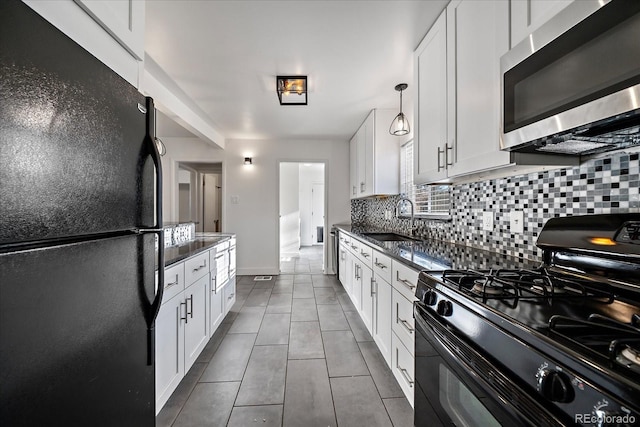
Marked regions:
[322,330,369,377]
[358,341,404,398]
[274,275,294,284]
[235,345,288,405]
[293,274,312,283]
[227,405,283,427]
[314,287,338,304]
[256,313,291,345]
[383,397,414,427]
[345,310,374,342]
[291,298,318,322]
[227,306,265,334]
[293,283,315,299]
[288,321,324,359]
[331,376,393,427]
[172,382,239,427]
[337,292,357,313]
[317,304,350,331]
[196,321,232,363]
[243,287,272,307]
[156,362,207,427]
[283,359,336,427]
[199,333,256,382]
[266,292,292,313]
[271,282,294,294]
[311,274,336,287]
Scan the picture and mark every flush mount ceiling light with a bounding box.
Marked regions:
[276,76,307,105]
[389,83,410,136]
[244,157,253,165]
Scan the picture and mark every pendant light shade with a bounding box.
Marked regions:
[389,83,410,136]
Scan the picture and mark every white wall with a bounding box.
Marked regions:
[162,136,351,275]
[279,163,300,255]
[299,164,325,246]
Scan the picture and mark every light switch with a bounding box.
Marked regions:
[482,212,493,231]
[510,210,524,234]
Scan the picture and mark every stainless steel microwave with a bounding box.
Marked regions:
[500,0,640,155]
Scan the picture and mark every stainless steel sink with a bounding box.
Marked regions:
[362,232,418,242]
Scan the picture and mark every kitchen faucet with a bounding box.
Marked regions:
[395,197,414,235]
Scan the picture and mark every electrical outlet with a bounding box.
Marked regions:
[510,210,524,233]
[482,211,494,231]
[386,210,392,220]
[231,195,240,204]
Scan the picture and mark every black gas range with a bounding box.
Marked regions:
[414,214,640,426]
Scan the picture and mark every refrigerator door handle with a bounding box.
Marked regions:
[141,96,164,366]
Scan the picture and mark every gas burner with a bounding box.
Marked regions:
[617,345,640,374]
[530,278,567,295]
[471,279,505,296]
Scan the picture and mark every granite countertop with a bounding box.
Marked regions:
[162,232,234,267]
[334,224,539,272]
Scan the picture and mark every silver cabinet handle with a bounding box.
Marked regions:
[351,244,358,250]
[396,349,414,387]
[228,293,235,300]
[211,276,217,293]
[193,259,207,272]
[352,185,356,196]
[396,302,414,334]
[360,182,365,192]
[341,251,346,261]
[360,251,370,258]
[396,271,416,290]
[165,274,179,289]
[180,300,188,324]
[446,142,454,166]
[374,260,387,269]
[355,264,361,280]
[437,146,445,172]
[371,277,376,297]
[186,295,193,318]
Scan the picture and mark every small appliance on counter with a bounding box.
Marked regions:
[414,214,640,426]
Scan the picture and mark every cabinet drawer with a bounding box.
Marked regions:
[224,275,236,314]
[338,231,351,246]
[214,249,229,291]
[162,262,185,304]
[392,261,419,302]
[347,238,359,256]
[392,289,415,356]
[208,247,217,274]
[392,332,415,407]
[372,250,392,284]
[354,239,373,268]
[184,252,209,285]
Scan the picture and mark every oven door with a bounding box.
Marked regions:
[414,304,562,427]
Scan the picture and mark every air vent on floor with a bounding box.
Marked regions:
[254,276,273,281]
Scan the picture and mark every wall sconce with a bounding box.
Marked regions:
[276,76,307,105]
[389,83,410,136]
[244,157,253,165]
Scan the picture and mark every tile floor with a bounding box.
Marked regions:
[156,272,413,427]
[280,245,324,274]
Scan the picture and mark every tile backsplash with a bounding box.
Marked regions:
[351,151,640,261]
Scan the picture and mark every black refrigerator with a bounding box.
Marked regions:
[0,2,164,425]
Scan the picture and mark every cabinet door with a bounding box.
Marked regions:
[224,274,237,314]
[360,112,375,197]
[447,0,511,178]
[338,244,348,286]
[349,134,358,199]
[356,123,368,197]
[155,294,184,414]
[360,265,374,334]
[351,261,363,312]
[414,10,449,184]
[373,276,392,367]
[392,332,415,407]
[510,0,573,48]
[209,274,224,337]
[184,274,209,372]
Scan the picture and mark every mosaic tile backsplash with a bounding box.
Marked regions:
[351,151,640,261]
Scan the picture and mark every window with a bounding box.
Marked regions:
[400,140,451,217]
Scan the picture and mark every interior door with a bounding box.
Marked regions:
[311,183,325,244]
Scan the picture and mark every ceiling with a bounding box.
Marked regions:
[145,0,447,142]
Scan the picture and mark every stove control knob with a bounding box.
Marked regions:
[423,290,437,306]
[436,300,453,317]
[537,369,574,403]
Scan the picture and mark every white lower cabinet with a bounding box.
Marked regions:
[392,332,415,407]
[156,236,237,414]
[336,234,417,405]
[155,292,184,413]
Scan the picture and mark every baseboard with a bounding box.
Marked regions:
[237,267,281,276]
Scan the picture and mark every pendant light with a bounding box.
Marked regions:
[389,83,410,136]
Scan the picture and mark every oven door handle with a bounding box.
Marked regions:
[414,305,565,427]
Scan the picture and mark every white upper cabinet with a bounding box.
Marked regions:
[414,10,449,184]
[350,109,401,198]
[446,0,511,178]
[510,0,574,48]
[23,0,145,87]
[413,0,512,184]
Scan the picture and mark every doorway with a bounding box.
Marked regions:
[279,162,326,274]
